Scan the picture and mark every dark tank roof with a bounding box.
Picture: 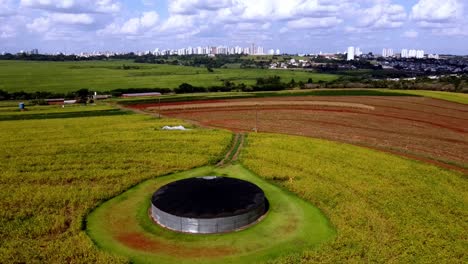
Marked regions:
[151,177,265,219]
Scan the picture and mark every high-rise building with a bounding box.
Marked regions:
[347,46,355,61]
[251,43,256,55]
[416,50,424,59]
[382,48,394,57]
[275,49,281,55]
[257,46,264,55]
[401,49,409,58]
[355,47,362,57]
[408,49,417,58]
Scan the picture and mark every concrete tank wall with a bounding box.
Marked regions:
[151,202,266,234]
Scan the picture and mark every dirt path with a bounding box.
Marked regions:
[217,133,245,167]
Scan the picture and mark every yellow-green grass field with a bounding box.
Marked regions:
[0,60,338,93]
[0,106,231,263]
[87,165,335,264]
[241,133,468,263]
[383,89,468,104]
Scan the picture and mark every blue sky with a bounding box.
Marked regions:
[0,0,467,54]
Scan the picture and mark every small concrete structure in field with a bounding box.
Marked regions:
[151,177,268,234]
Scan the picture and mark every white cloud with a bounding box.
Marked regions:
[411,0,467,37]
[100,11,159,35]
[20,0,121,13]
[356,1,406,29]
[52,13,95,25]
[169,0,233,15]
[27,17,51,33]
[26,13,97,33]
[411,0,463,23]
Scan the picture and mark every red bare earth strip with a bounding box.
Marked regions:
[117,233,236,258]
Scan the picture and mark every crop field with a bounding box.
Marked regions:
[0,60,338,93]
[150,95,468,173]
[0,105,231,263]
[1,90,467,263]
[241,133,467,263]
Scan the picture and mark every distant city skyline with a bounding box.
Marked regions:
[1,0,467,55]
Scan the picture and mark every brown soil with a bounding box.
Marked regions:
[117,232,237,258]
[133,96,467,174]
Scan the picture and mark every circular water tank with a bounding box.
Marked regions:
[150,177,268,234]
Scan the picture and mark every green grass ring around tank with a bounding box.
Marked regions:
[86,164,335,264]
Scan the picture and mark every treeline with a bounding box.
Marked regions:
[0,88,172,101]
[0,53,272,69]
[0,53,267,68]
[175,76,314,93]
[326,74,468,92]
[0,53,110,62]
[135,54,270,69]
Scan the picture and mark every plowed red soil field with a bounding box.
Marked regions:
[131,96,468,173]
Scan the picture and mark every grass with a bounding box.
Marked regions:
[0,60,338,93]
[116,89,418,106]
[241,133,467,263]
[0,105,232,263]
[0,104,132,121]
[382,89,468,104]
[86,164,335,264]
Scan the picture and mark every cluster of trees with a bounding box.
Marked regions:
[0,53,273,69]
[326,74,468,92]
[174,76,316,93]
[135,54,271,69]
[0,88,93,103]
[0,87,175,101]
[0,53,147,62]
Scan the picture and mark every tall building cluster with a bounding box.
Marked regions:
[382,48,394,58]
[401,49,425,59]
[346,46,362,61]
[151,44,271,56]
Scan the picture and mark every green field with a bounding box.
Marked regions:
[384,89,468,104]
[0,106,231,263]
[0,60,338,93]
[87,165,335,263]
[242,133,467,263]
